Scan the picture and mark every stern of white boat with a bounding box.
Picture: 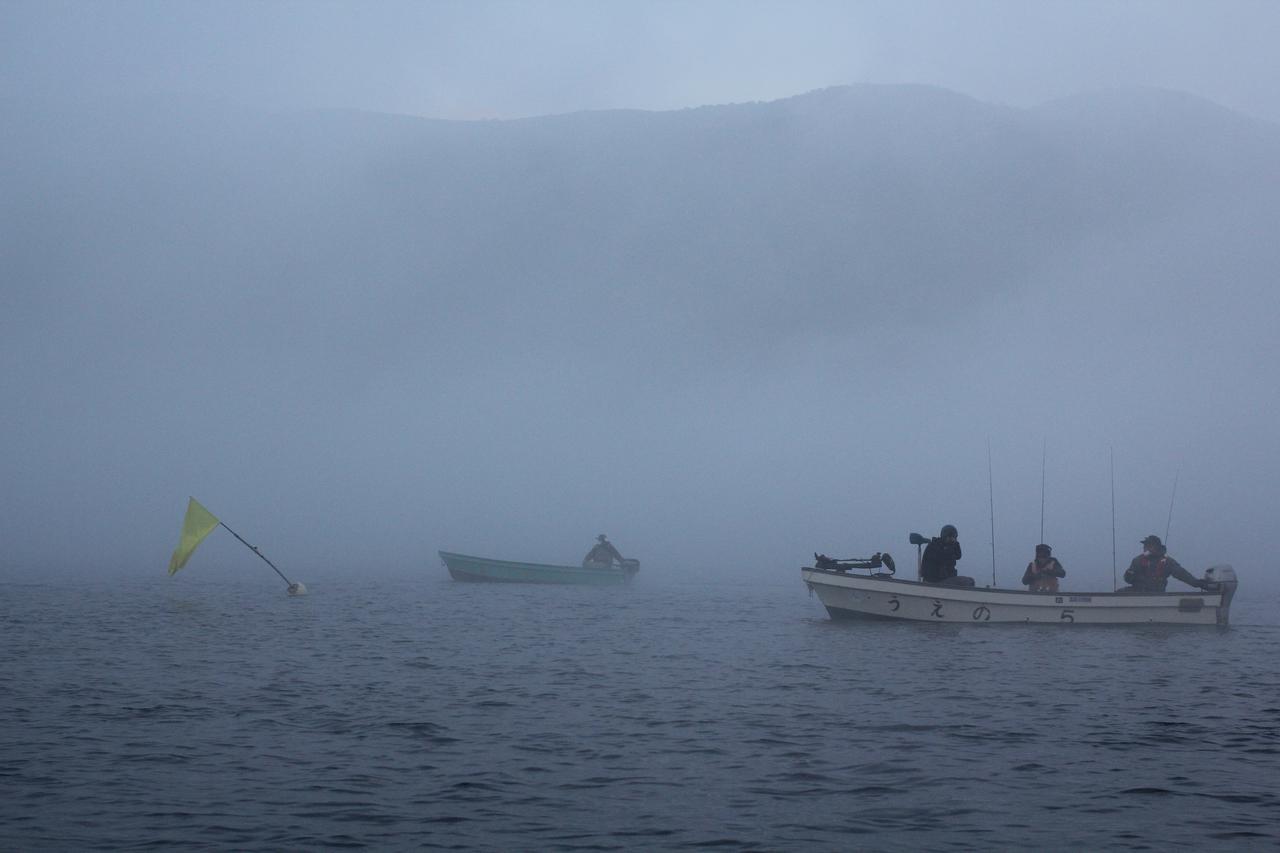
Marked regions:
[1204,564,1238,626]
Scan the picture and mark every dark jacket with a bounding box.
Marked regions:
[583,540,624,567]
[1022,557,1066,587]
[1122,551,1199,592]
[920,538,961,583]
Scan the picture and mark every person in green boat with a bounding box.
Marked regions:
[583,534,626,569]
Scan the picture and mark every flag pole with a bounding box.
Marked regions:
[218,521,297,589]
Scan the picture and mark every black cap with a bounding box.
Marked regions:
[1141,534,1163,547]
[1035,544,1051,555]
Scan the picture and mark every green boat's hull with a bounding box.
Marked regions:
[438,551,638,585]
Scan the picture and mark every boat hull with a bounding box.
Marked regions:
[802,567,1235,626]
[440,551,638,585]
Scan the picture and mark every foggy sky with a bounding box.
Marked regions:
[4,0,1280,124]
[2,2,1278,594]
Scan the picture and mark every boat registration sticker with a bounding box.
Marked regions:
[1055,596,1093,603]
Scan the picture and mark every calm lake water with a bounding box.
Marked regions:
[2,570,1278,850]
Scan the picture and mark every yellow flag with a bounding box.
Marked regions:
[169,497,220,575]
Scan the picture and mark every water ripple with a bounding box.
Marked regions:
[0,577,1277,850]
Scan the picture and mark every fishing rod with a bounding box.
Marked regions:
[1040,438,1047,544]
[988,438,997,588]
[1165,469,1180,546]
[1110,446,1117,592]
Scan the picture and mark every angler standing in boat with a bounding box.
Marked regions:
[1022,544,1066,592]
[1120,535,1210,592]
[920,524,974,586]
[583,534,626,569]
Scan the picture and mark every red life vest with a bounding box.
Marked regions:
[1135,554,1169,581]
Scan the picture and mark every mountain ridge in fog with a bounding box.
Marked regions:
[2,84,1277,586]
[6,83,1275,358]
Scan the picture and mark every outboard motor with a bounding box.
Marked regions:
[1203,565,1238,626]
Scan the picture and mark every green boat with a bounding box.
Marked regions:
[439,550,640,585]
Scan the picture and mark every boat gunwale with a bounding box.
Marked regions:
[440,550,633,577]
[801,566,1222,603]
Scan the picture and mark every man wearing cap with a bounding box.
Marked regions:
[1120,535,1209,592]
[582,534,626,569]
[1022,544,1066,592]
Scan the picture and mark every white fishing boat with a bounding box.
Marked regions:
[802,562,1238,626]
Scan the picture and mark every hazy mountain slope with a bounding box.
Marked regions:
[5,84,1274,361]
[2,85,1277,578]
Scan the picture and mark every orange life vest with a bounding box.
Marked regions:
[1029,574,1059,592]
[1027,558,1060,592]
